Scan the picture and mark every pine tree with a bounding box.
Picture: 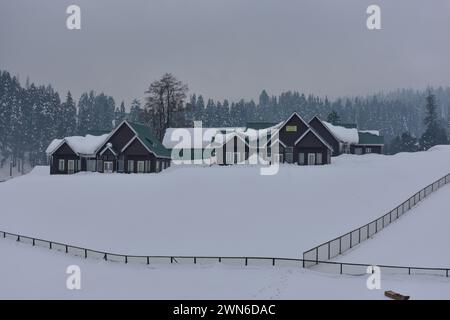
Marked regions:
[326,110,340,125]
[62,91,77,136]
[115,101,127,126]
[129,99,142,122]
[420,91,448,150]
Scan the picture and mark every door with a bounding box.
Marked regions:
[308,153,316,165]
[137,161,145,173]
[67,160,75,174]
[103,161,113,173]
[285,147,293,163]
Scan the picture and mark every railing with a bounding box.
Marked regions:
[1,228,449,278]
[303,173,450,267]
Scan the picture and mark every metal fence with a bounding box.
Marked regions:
[303,173,450,267]
[1,228,449,278]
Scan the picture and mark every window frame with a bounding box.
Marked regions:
[285,125,297,132]
[58,159,65,171]
[128,160,134,173]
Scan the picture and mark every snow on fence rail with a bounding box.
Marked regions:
[302,173,450,267]
[1,228,449,278]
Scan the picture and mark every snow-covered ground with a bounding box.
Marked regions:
[334,182,450,267]
[1,238,449,299]
[0,146,450,259]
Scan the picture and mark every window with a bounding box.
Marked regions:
[128,160,134,173]
[355,148,363,155]
[145,160,150,173]
[67,160,75,173]
[117,160,124,172]
[137,161,145,173]
[366,147,372,154]
[234,152,241,164]
[316,153,322,165]
[58,159,65,171]
[156,160,160,172]
[226,152,233,164]
[87,159,96,172]
[299,153,305,165]
[97,160,103,172]
[286,125,297,132]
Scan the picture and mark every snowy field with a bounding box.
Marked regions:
[0,147,450,259]
[334,182,450,266]
[1,238,449,299]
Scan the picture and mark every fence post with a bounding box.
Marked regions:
[32,238,35,246]
[65,245,68,253]
[49,242,52,249]
[84,249,87,259]
[350,232,353,248]
[171,257,173,264]
[339,238,342,254]
[219,257,222,263]
[245,258,248,266]
[272,258,275,266]
[340,263,343,274]
[147,256,150,265]
[125,256,128,264]
[104,253,107,261]
[194,257,197,264]
[328,242,331,260]
[17,235,20,242]
[316,248,319,264]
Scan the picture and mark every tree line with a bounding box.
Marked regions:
[1,68,449,170]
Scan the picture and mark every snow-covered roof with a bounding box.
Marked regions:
[322,121,359,144]
[359,130,380,136]
[46,134,109,156]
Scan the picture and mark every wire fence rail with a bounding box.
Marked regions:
[1,228,449,278]
[303,173,450,268]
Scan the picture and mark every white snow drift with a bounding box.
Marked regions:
[1,146,450,259]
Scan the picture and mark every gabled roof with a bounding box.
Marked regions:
[294,128,333,151]
[309,116,340,145]
[322,121,359,144]
[260,112,309,147]
[127,122,172,158]
[357,132,384,145]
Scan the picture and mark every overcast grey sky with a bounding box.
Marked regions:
[1,0,450,106]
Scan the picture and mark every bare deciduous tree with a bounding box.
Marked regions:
[144,73,188,140]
